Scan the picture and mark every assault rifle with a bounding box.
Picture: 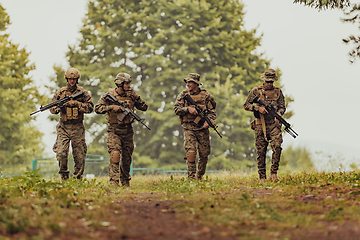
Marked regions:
[30,91,84,116]
[183,94,222,138]
[252,95,298,138]
[103,92,151,130]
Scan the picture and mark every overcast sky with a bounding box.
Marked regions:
[1,0,359,170]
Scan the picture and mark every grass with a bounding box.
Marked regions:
[0,170,359,239]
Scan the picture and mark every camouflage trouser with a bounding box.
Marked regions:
[254,121,283,179]
[184,128,210,179]
[107,125,134,185]
[53,122,87,180]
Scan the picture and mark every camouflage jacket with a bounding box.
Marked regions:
[50,85,94,122]
[95,87,148,126]
[174,88,216,131]
[243,84,286,121]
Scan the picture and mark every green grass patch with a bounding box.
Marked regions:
[0,170,359,239]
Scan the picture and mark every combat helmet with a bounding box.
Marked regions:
[260,69,278,82]
[183,73,201,85]
[64,68,81,80]
[114,73,132,85]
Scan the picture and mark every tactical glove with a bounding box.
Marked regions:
[64,100,82,108]
[108,105,124,113]
[50,106,61,114]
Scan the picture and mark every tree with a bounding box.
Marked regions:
[293,1,360,63]
[293,0,350,10]
[50,0,294,170]
[0,5,45,173]
[342,4,360,63]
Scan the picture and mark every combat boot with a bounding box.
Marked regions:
[110,179,119,186]
[259,173,266,183]
[121,179,130,187]
[195,173,203,182]
[270,173,279,182]
[61,173,69,181]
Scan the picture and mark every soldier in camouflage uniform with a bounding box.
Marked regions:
[174,73,217,181]
[50,68,94,180]
[243,69,286,182]
[95,73,148,187]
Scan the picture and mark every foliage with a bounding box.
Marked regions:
[293,0,350,10]
[280,145,315,171]
[0,5,45,172]
[342,3,360,63]
[48,0,295,170]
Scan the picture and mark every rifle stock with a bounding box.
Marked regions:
[104,92,151,130]
[183,94,222,138]
[252,95,298,138]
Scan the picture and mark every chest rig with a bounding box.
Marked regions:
[254,85,281,122]
[108,88,135,125]
[181,90,207,123]
[59,86,84,122]
[258,86,280,104]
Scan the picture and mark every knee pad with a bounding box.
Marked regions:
[110,150,121,164]
[186,150,196,163]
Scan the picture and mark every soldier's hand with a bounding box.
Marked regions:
[108,105,123,113]
[64,100,81,108]
[203,121,210,129]
[188,107,198,115]
[258,106,268,114]
[51,106,61,114]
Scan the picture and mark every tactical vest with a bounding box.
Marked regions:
[59,86,85,122]
[108,88,135,125]
[257,85,281,108]
[181,90,207,123]
[255,85,281,123]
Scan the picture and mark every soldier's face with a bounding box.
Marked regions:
[186,81,199,92]
[123,81,131,90]
[67,78,77,87]
[264,81,274,90]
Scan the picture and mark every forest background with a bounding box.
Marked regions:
[1,0,359,175]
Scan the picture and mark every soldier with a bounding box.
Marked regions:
[95,73,148,187]
[243,69,286,182]
[174,73,217,181]
[50,68,94,180]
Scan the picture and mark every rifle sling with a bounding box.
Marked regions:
[260,114,269,142]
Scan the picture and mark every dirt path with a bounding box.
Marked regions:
[93,195,238,240]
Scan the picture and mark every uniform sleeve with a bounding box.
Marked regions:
[133,92,148,112]
[95,94,111,114]
[174,92,188,116]
[277,89,286,116]
[79,90,94,114]
[206,94,217,121]
[49,90,62,114]
[243,87,258,112]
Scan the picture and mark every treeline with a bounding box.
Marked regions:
[1,1,317,173]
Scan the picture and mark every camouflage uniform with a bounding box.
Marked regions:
[95,85,148,186]
[174,73,217,180]
[243,69,286,181]
[50,85,94,180]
